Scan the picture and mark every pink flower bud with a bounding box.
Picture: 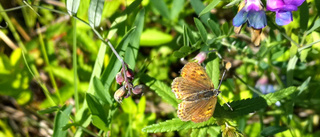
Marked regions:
[132,85,145,95]
[114,86,126,103]
[194,52,207,64]
[126,68,134,80]
[116,72,124,85]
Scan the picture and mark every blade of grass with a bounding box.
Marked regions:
[199,0,221,17]
[38,24,61,104]
[73,18,79,111]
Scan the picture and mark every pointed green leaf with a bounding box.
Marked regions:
[93,77,112,105]
[150,0,171,19]
[38,106,60,114]
[289,45,298,58]
[125,9,145,68]
[183,25,190,46]
[171,0,185,19]
[194,18,207,43]
[190,0,210,26]
[66,0,80,15]
[206,54,220,88]
[207,19,221,37]
[140,74,178,108]
[261,126,288,136]
[121,0,142,15]
[88,0,105,27]
[199,0,221,17]
[142,118,216,133]
[299,2,309,31]
[100,28,136,89]
[52,105,72,137]
[263,86,297,105]
[214,97,268,119]
[86,93,110,131]
[306,19,320,35]
[286,56,298,86]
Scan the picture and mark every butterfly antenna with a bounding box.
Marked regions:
[217,62,233,111]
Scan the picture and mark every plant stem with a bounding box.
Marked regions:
[73,17,79,111]
[234,74,264,96]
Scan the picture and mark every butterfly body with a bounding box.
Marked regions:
[172,62,219,123]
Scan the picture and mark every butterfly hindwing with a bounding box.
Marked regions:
[178,96,217,123]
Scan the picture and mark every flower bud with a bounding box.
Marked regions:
[132,85,145,95]
[116,72,124,85]
[126,68,134,80]
[194,52,207,64]
[114,86,126,103]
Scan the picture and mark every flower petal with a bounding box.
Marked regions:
[275,11,293,26]
[283,0,305,7]
[233,10,248,27]
[266,0,284,11]
[247,10,267,29]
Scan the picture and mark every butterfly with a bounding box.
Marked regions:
[171,62,220,123]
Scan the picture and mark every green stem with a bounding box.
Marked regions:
[234,74,264,96]
[22,52,56,106]
[38,28,61,104]
[298,40,320,52]
[73,18,79,111]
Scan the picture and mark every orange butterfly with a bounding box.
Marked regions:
[172,62,228,123]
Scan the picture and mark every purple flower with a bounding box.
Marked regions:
[267,0,305,26]
[233,0,267,30]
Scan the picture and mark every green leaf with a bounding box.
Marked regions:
[100,28,136,89]
[88,0,105,27]
[286,56,298,86]
[214,97,268,119]
[125,8,145,68]
[183,25,190,46]
[299,1,309,31]
[263,86,297,105]
[121,0,142,15]
[207,19,221,37]
[206,54,220,88]
[300,48,310,62]
[199,0,221,17]
[140,74,179,108]
[186,27,197,45]
[194,18,208,43]
[191,128,200,137]
[66,0,80,15]
[38,106,60,114]
[261,126,288,136]
[93,77,112,105]
[306,19,320,35]
[150,0,171,20]
[52,105,72,137]
[140,29,173,46]
[296,77,311,97]
[289,45,298,58]
[190,0,210,26]
[142,118,216,133]
[86,93,110,131]
[316,0,320,15]
[87,42,107,94]
[171,0,185,19]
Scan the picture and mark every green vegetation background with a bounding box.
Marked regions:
[0,0,319,136]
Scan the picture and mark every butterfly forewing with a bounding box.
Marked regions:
[178,96,217,123]
[172,77,210,100]
[180,62,214,89]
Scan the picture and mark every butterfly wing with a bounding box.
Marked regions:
[180,62,214,89]
[178,95,217,123]
[172,77,209,100]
